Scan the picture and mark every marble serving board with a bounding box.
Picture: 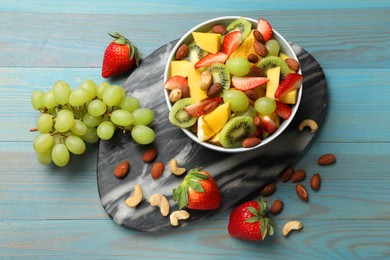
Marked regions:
[97,40,328,232]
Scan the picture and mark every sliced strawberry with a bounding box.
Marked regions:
[221,31,242,56]
[275,102,292,120]
[164,75,188,90]
[231,76,269,91]
[257,18,273,42]
[261,115,278,134]
[194,52,228,69]
[274,73,303,99]
[184,97,223,117]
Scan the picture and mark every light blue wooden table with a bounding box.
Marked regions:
[1,1,389,259]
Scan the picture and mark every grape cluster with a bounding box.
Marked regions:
[31,80,155,167]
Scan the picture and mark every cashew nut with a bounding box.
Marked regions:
[298,119,318,133]
[124,184,143,207]
[169,88,182,103]
[170,210,190,226]
[149,194,170,217]
[282,220,303,236]
[200,70,212,91]
[169,159,186,176]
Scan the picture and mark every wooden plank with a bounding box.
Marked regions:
[0,219,389,259]
[0,9,389,68]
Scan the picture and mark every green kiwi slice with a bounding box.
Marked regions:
[186,42,206,64]
[258,56,291,80]
[169,98,197,128]
[218,116,256,148]
[208,63,230,95]
[226,17,252,41]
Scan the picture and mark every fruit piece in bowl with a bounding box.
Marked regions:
[163,16,302,153]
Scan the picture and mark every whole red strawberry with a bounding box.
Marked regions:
[173,167,221,210]
[102,32,141,78]
[228,197,275,241]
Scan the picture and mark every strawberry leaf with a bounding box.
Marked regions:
[189,181,205,193]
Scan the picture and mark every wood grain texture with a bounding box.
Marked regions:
[1,1,389,259]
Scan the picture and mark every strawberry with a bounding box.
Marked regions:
[261,115,278,134]
[221,31,242,56]
[257,18,273,42]
[274,73,303,100]
[228,197,275,241]
[231,76,269,91]
[163,75,188,90]
[194,52,228,69]
[173,167,221,210]
[275,101,292,120]
[184,97,223,117]
[102,32,141,78]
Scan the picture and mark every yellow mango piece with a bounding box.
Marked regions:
[230,30,261,63]
[197,116,215,141]
[203,102,231,134]
[265,66,281,99]
[192,32,221,54]
[187,66,208,102]
[170,60,192,78]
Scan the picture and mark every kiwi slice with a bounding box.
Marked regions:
[226,17,252,41]
[218,116,256,148]
[258,56,290,80]
[169,98,197,128]
[186,42,206,64]
[208,63,230,95]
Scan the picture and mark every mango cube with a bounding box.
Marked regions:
[170,60,192,78]
[192,32,221,54]
[187,66,208,102]
[203,102,231,134]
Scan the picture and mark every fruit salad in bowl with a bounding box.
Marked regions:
[163,16,303,153]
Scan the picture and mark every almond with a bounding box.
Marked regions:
[142,146,158,163]
[270,199,284,215]
[207,83,222,97]
[203,101,219,114]
[248,65,264,77]
[114,161,130,178]
[180,85,190,98]
[211,24,227,34]
[310,173,321,191]
[247,53,259,63]
[175,44,189,60]
[285,58,300,71]
[291,169,306,183]
[151,162,165,180]
[244,89,258,101]
[259,182,276,196]
[242,137,261,148]
[253,41,268,57]
[253,29,265,44]
[279,166,294,182]
[253,116,262,127]
[296,184,309,201]
[317,153,336,166]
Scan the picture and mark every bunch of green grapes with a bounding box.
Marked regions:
[31,80,155,167]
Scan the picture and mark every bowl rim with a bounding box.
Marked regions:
[163,16,302,153]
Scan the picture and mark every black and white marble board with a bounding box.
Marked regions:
[97,40,328,232]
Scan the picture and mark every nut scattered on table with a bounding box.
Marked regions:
[270,199,284,215]
[295,184,309,202]
[290,169,306,183]
[149,194,170,217]
[279,166,294,182]
[310,173,321,191]
[125,184,143,207]
[151,162,165,180]
[259,182,276,196]
[114,161,130,178]
[317,153,336,166]
[282,221,303,236]
[169,159,186,176]
[142,146,158,163]
[170,210,190,226]
[298,119,318,133]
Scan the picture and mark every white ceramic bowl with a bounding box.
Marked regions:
[163,16,302,153]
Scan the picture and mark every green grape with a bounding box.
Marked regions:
[51,143,70,167]
[69,88,89,107]
[33,133,54,153]
[223,89,249,112]
[120,96,140,112]
[54,109,75,132]
[132,108,154,126]
[82,112,102,128]
[65,135,86,155]
[80,79,97,102]
[52,80,71,105]
[131,125,155,145]
[96,82,110,99]
[103,85,125,107]
[36,149,53,165]
[97,121,116,140]
[70,119,88,136]
[254,97,276,115]
[226,57,251,77]
[37,113,53,133]
[42,90,57,109]
[87,99,106,117]
[110,109,133,126]
[82,126,99,144]
[266,39,280,57]
[31,90,44,110]
[236,105,257,118]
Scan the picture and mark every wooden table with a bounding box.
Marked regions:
[1,1,389,259]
